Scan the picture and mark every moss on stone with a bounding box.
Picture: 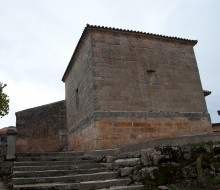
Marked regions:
[154,163,182,185]
[196,154,204,184]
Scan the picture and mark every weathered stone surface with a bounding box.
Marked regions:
[158,146,183,163]
[141,148,161,166]
[120,167,134,177]
[158,186,171,190]
[91,155,104,162]
[0,181,8,190]
[0,161,13,176]
[115,158,141,167]
[182,147,192,160]
[102,163,113,170]
[62,25,211,151]
[12,140,220,189]
[6,127,17,160]
[182,166,197,178]
[16,100,67,152]
[14,25,213,152]
[106,156,114,163]
[116,151,141,159]
[138,167,158,181]
[0,142,6,158]
[97,184,144,190]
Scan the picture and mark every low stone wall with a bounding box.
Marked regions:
[16,100,67,152]
[213,123,220,132]
[69,111,212,151]
[87,134,220,189]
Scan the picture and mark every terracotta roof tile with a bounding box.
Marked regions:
[203,90,211,97]
[86,24,197,43]
[0,127,8,134]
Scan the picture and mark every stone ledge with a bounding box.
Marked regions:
[69,111,211,134]
[93,111,211,121]
[119,133,220,153]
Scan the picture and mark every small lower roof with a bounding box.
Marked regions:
[203,90,211,97]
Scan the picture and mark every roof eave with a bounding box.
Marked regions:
[62,24,198,82]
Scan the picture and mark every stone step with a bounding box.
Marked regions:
[13,178,131,190]
[14,163,105,171]
[13,171,118,185]
[97,185,144,190]
[14,160,95,166]
[114,158,141,167]
[13,168,109,178]
[16,155,87,162]
[16,151,84,157]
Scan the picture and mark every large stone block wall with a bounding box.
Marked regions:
[64,33,95,145]
[65,27,211,151]
[91,30,207,112]
[68,111,212,151]
[16,100,66,152]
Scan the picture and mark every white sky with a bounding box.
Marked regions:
[0,0,219,128]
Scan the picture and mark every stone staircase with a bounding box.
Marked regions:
[13,151,143,190]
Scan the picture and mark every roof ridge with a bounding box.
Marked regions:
[86,24,197,43]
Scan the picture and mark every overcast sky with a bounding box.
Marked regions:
[0,0,219,128]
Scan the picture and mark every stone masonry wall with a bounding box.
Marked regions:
[69,111,212,151]
[64,33,95,150]
[16,100,66,152]
[91,136,220,190]
[91,30,207,113]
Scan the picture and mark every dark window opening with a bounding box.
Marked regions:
[146,69,156,73]
[76,88,79,111]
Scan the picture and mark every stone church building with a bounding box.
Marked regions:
[15,25,212,152]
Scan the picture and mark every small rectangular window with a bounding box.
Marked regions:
[76,88,79,110]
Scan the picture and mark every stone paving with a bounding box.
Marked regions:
[0,181,8,190]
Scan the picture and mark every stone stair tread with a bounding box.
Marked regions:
[13,167,108,174]
[14,160,94,166]
[13,171,118,185]
[13,168,109,177]
[16,155,87,161]
[13,163,105,171]
[13,151,132,190]
[16,151,84,157]
[97,185,144,190]
[14,171,117,179]
[80,178,130,183]
[13,178,131,190]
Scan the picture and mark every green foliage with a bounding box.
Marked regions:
[191,144,206,156]
[196,154,204,184]
[213,176,220,185]
[157,146,183,163]
[154,163,182,185]
[210,159,220,168]
[0,82,9,118]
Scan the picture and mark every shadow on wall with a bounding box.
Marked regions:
[212,110,220,132]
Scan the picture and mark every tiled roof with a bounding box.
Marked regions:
[203,90,211,97]
[0,127,8,134]
[62,24,198,81]
[86,24,197,43]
